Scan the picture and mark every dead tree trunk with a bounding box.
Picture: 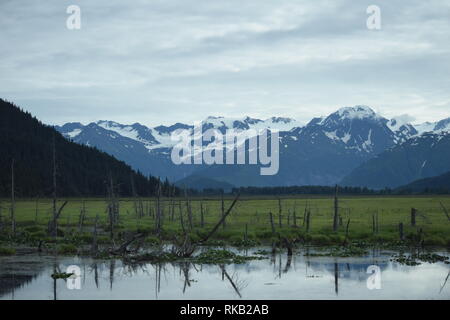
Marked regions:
[269,212,275,234]
[179,200,186,235]
[438,201,450,221]
[78,200,86,232]
[303,200,308,227]
[372,213,376,234]
[221,191,226,229]
[201,193,240,243]
[411,208,417,227]
[10,158,16,236]
[293,207,297,227]
[34,197,39,223]
[91,214,99,255]
[333,184,339,232]
[306,210,311,233]
[0,201,3,233]
[399,222,404,241]
[184,186,193,230]
[155,179,162,235]
[278,198,282,228]
[106,174,120,240]
[52,136,57,238]
[343,219,351,246]
[200,202,205,228]
[47,201,68,237]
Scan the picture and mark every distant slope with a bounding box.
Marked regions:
[396,171,450,193]
[340,132,450,188]
[175,175,234,192]
[0,99,173,197]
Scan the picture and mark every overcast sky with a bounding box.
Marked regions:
[1,0,449,127]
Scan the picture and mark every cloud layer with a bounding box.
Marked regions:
[0,0,449,126]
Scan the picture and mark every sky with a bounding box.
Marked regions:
[0,0,449,127]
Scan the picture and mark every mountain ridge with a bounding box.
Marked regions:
[55,106,450,188]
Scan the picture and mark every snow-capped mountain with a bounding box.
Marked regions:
[55,106,450,188]
[341,131,450,188]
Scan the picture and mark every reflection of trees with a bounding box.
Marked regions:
[219,265,248,298]
[334,262,339,296]
[440,271,450,294]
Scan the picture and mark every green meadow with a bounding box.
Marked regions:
[1,195,450,247]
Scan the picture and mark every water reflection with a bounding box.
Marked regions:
[0,249,449,300]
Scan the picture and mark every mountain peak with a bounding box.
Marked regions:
[336,105,379,120]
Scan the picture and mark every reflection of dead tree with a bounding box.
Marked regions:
[180,262,191,294]
[440,271,450,294]
[219,265,247,298]
[109,259,115,290]
[155,263,162,298]
[283,253,292,273]
[171,234,196,258]
[87,263,100,289]
[334,262,339,295]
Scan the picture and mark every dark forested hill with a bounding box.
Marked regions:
[396,171,450,194]
[0,99,176,197]
[340,132,450,189]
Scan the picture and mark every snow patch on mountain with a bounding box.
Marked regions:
[67,129,82,138]
[337,105,381,120]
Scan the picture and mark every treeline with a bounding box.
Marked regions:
[0,99,179,197]
[231,185,388,195]
[195,185,450,196]
[186,185,391,196]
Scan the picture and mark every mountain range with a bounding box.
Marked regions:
[55,105,450,190]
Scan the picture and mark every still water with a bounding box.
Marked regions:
[1,248,449,300]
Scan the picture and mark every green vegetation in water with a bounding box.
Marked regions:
[0,246,16,255]
[51,272,74,279]
[124,251,179,264]
[191,249,265,264]
[305,245,368,257]
[253,249,272,256]
[122,248,265,265]
[391,252,449,266]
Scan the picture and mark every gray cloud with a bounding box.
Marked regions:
[0,0,449,126]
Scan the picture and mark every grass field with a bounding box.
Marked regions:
[1,195,450,247]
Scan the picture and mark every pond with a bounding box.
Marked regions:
[0,248,449,300]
